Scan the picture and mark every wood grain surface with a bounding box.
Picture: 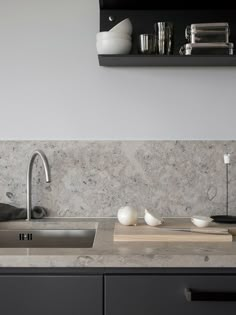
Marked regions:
[114,221,233,242]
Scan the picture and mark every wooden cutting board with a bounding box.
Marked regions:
[113,223,233,242]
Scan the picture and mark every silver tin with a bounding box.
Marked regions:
[185,22,230,43]
[179,42,234,55]
[154,22,174,55]
[138,34,157,54]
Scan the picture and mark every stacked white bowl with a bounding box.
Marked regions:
[96,18,133,55]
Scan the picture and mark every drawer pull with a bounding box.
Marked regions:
[185,288,236,302]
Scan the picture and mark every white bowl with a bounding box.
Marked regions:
[96,38,132,55]
[96,32,131,41]
[109,18,133,35]
[144,209,164,227]
[191,215,213,228]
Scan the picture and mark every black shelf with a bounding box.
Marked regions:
[98,55,236,67]
[99,0,236,10]
[98,6,236,67]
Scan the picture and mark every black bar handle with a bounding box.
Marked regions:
[185,288,236,302]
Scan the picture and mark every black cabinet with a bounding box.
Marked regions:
[2,268,236,315]
[0,275,102,315]
[105,275,236,315]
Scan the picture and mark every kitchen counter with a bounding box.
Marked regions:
[0,218,236,268]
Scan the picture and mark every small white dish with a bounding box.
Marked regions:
[109,18,133,35]
[191,215,213,228]
[144,209,164,227]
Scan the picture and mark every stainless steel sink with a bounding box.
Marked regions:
[0,229,96,248]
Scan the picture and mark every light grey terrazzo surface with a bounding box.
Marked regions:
[0,218,236,268]
[1,141,236,268]
[0,141,236,218]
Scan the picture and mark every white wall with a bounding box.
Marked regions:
[0,0,235,140]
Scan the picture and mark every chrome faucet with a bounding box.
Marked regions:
[26,150,51,221]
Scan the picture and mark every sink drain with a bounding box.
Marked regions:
[19,233,32,241]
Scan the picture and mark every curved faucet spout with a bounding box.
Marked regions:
[26,150,51,221]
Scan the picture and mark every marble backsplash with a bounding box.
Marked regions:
[0,141,236,218]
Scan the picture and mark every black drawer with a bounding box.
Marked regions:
[0,275,103,315]
[105,275,236,315]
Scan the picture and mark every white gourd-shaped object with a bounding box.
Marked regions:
[117,206,138,226]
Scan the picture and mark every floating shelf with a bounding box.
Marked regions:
[98,4,236,67]
[99,0,236,10]
[98,55,236,67]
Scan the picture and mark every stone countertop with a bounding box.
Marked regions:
[0,218,236,268]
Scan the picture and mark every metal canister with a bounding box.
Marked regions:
[185,22,230,43]
[179,42,234,55]
[154,22,174,55]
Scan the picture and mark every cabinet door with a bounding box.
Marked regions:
[105,275,236,315]
[0,275,102,315]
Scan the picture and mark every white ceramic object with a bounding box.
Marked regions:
[109,18,133,35]
[96,32,131,41]
[96,38,132,55]
[191,215,213,228]
[224,153,230,164]
[144,209,164,227]
[117,206,138,226]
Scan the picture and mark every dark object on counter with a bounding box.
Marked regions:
[211,154,236,224]
[0,203,47,221]
[211,215,236,224]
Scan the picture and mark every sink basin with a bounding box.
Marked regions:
[0,229,96,248]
